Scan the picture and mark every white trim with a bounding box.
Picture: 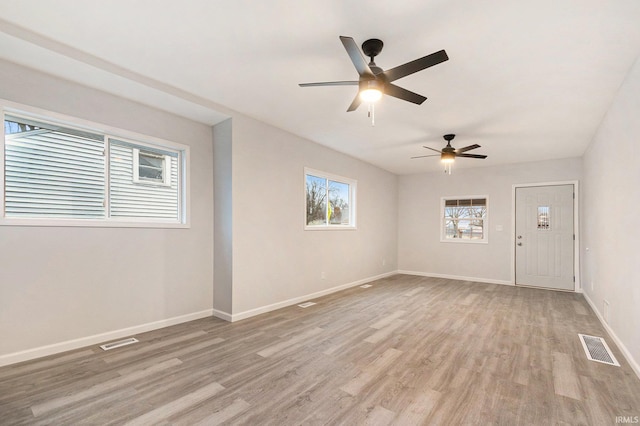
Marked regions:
[0,217,188,229]
[1,100,189,152]
[511,180,580,290]
[0,309,213,367]
[398,270,513,286]
[227,271,396,322]
[583,293,640,380]
[212,309,233,322]
[0,109,5,221]
[440,195,489,244]
[304,167,357,230]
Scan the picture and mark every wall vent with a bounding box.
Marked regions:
[578,334,619,366]
[100,337,139,351]
[298,302,316,308]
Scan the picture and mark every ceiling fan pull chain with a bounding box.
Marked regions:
[368,102,375,126]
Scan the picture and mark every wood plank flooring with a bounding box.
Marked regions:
[1,274,639,425]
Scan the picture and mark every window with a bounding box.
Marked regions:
[441,196,487,242]
[109,139,180,220]
[2,109,187,226]
[537,206,550,230]
[133,148,171,186]
[305,168,356,229]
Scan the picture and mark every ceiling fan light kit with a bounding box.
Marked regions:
[441,152,455,163]
[359,82,383,102]
[299,35,448,123]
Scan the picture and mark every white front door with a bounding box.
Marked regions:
[515,184,575,290]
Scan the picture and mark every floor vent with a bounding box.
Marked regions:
[578,334,620,366]
[100,337,139,351]
[298,302,316,308]
[360,284,373,289]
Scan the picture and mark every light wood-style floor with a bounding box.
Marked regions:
[2,274,639,425]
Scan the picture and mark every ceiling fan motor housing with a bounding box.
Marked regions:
[362,39,384,60]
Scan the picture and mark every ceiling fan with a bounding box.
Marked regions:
[299,36,448,112]
[411,134,487,174]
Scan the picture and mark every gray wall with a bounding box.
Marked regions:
[398,158,582,283]
[213,118,233,316]
[582,54,640,373]
[219,113,398,318]
[0,60,214,363]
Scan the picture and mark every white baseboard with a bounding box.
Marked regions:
[0,309,213,368]
[212,309,232,322]
[398,270,513,286]
[582,293,640,380]
[229,271,397,322]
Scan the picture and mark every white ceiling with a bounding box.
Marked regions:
[1,1,639,175]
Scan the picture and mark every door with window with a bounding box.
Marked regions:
[515,184,575,290]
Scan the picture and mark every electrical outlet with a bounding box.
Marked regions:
[603,299,610,324]
[321,271,326,280]
[382,258,386,266]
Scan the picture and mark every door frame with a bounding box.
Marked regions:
[511,180,580,292]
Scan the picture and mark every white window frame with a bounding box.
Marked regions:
[440,195,488,244]
[132,148,172,187]
[304,167,357,230]
[0,100,190,228]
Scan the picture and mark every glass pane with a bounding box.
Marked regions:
[139,153,163,169]
[328,180,350,225]
[4,120,41,134]
[470,205,487,220]
[445,206,471,219]
[537,206,550,230]
[444,219,457,239]
[4,115,103,141]
[470,221,484,239]
[306,174,327,225]
[110,141,179,220]
[443,197,487,240]
[138,165,163,180]
[451,219,485,240]
[138,152,164,181]
[4,117,105,218]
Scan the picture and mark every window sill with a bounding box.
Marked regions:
[440,238,488,244]
[305,225,357,231]
[0,218,189,229]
